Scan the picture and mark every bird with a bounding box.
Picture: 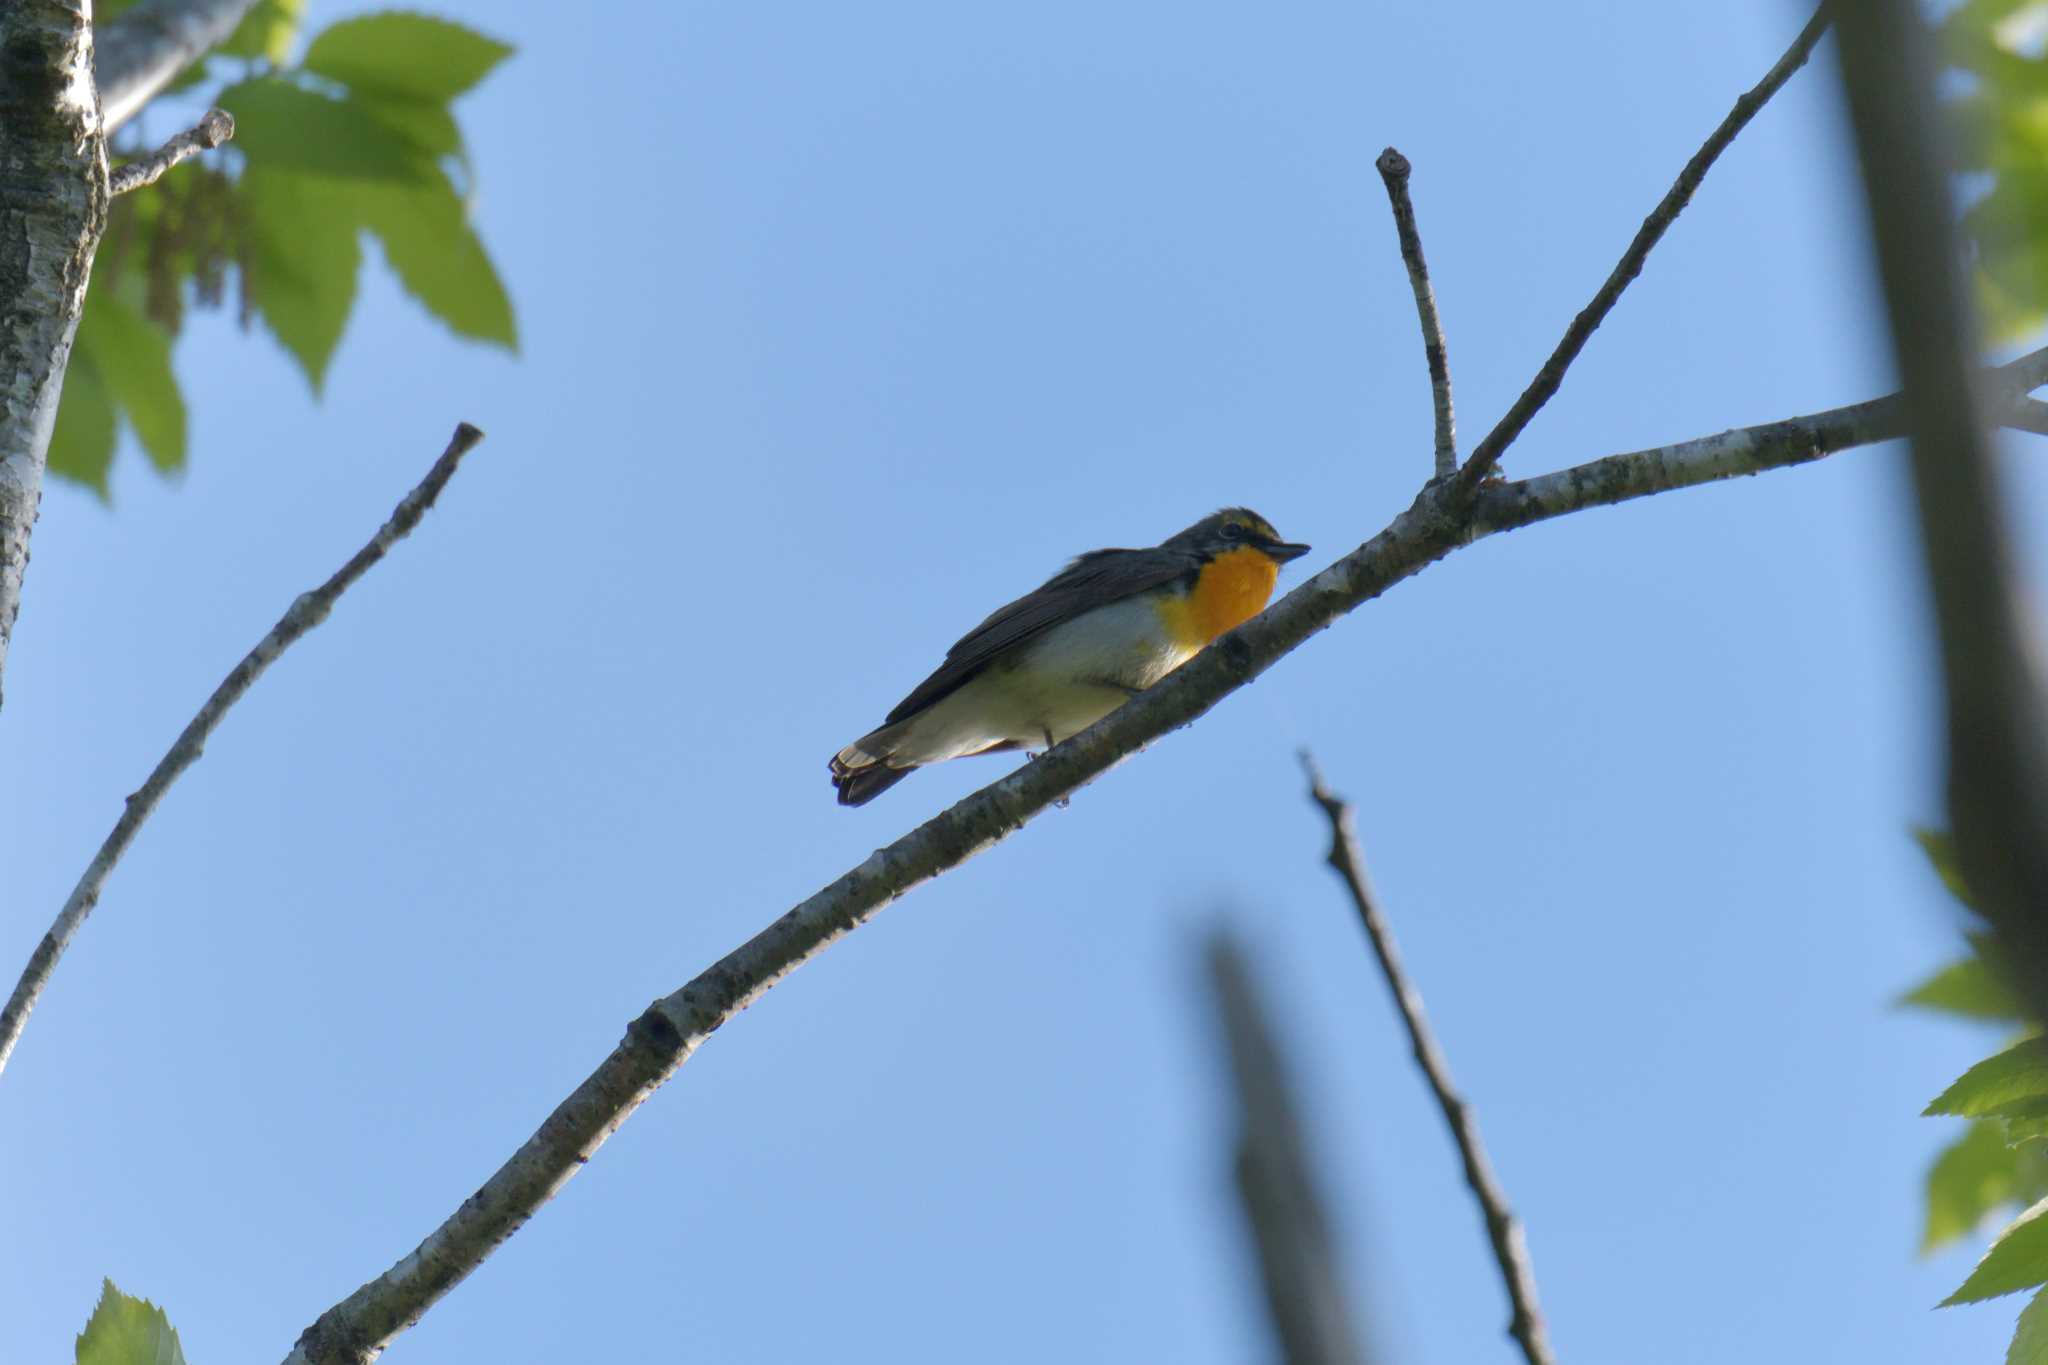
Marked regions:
[829,508,1310,806]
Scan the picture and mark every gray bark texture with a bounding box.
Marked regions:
[0,0,108,714]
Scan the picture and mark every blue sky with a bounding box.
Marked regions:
[2,2,2040,1361]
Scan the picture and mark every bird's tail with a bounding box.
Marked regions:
[830,728,917,807]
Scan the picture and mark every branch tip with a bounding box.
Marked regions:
[0,423,484,1083]
[109,106,238,196]
[1374,148,1458,477]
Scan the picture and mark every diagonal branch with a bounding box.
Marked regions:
[1455,7,1832,492]
[2005,396,2048,438]
[109,107,233,196]
[1473,346,2048,535]
[0,424,485,1082]
[1301,756,1553,1365]
[95,0,263,133]
[279,345,2048,1365]
[1375,147,1457,478]
[1832,2,2048,1020]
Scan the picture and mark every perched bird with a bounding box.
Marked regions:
[830,508,1310,806]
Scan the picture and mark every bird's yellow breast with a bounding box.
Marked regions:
[1155,547,1282,649]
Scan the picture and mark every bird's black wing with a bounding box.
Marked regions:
[882,545,1198,724]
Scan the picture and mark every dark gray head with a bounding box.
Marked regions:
[1160,507,1310,564]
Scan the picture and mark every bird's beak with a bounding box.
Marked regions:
[1262,540,1311,563]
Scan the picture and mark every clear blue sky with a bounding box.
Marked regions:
[2,2,2038,1361]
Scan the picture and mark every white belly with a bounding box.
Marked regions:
[889,595,1196,764]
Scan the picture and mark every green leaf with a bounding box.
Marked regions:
[2012,1285,2048,1365]
[1948,1196,2048,1304]
[217,77,436,184]
[1916,827,1978,907]
[75,1279,187,1365]
[48,345,117,496]
[302,13,513,103]
[1904,944,2025,1022]
[356,94,463,162]
[218,0,305,63]
[238,168,362,392]
[1930,1038,2048,1118]
[1966,168,2048,342]
[82,291,186,474]
[357,170,516,348]
[1930,1121,2034,1251]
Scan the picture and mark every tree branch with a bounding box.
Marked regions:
[1375,148,1457,478]
[1832,3,2048,1021]
[1471,346,2048,535]
[1208,932,1370,1365]
[277,344,2048,1363]
[2005,396,2048,438]
[1455,7,1832,492]
[1301,756,1553,1365]
[108,107,233,196]
[0,424,485,1082]
[94,0,262,133]
[0,0,109,717]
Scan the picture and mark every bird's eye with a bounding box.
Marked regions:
[1222,523,1246,541]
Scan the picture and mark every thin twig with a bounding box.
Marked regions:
[108,107,233,195]
[1454,7,1832,492]
[275,342,2048,1364]
[1832,2,2048,1022]
[0,423,485,1081]
[1300,754,1555,1365]
[1208,932,1371,1365]
[1375,147,1457,478]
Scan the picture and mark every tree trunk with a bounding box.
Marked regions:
[0,0,107,712]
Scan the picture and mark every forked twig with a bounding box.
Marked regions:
[1455,8,1832,491]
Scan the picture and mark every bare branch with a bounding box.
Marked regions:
[1375,147,1457,478]
[1300,756,1554,1365]
[270,344,2048,1363]
[1832,3,2048,1020]
[1208,933,1370,1365]
[108,107,233,196]
[95,0,263,133]
[0,424,486,1082]
[1454,7,1832,492]
[1473,346,2048,535]
[2001,396,2048,438]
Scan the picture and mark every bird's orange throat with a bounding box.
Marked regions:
[1161,547,1282,647]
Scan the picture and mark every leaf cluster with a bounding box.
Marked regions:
[1908,829,2048,1360]
[50,9,517,494]
[1943,0,2048,342]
